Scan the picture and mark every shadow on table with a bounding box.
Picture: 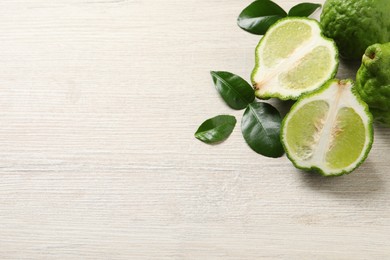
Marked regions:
[375,124,390,146]
[297,159,384,199]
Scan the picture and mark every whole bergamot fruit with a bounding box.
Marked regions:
[356,43,390,126]
[320,0,390,60]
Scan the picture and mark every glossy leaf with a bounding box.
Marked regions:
[288,3,321,17]
[237,0,287,35]
[195,115,236,144]
[210,71,255,110]
[241,102,284,157]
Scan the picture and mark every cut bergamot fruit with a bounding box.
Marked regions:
[281,79,373,176]
[251,17,338,100]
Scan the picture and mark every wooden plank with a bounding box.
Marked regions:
[0,0,389,259]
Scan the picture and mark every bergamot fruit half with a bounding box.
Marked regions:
[281,79,373,176]
[251,17,338,100]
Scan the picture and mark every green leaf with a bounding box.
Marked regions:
[237,0,287,35]
[288,3,321,17]
[195,115,237,144]
[241,102,284,157]
[210,71,255,110]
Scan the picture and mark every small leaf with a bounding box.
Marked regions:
[237,0,287,35]
[241,102,284,157]
[211,71,255,110]
[195,115,237,144]
[288,3,321,17]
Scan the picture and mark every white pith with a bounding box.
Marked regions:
[253,19,338,99]
[283,81,372,176]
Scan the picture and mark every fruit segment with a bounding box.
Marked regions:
[281,79,373,176]
[325,107,366,169]
[262,20,312,68]
[279,46,333,90]
[284,100,329,160]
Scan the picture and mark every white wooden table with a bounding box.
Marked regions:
[0,0,389,259]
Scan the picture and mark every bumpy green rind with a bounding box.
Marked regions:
[251,17,339,101]
[356,43,390,126]
[281,79,374,177]
[320,0,390,60]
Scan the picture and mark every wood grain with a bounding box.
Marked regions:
[0,0,389,259]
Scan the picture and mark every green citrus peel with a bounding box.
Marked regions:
[356,43,390,126]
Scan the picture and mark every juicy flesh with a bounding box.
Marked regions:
[286,100,329,160]
[279,46,332,90]
[262,21,312,68]
[325,107,365,169]
[285,81,369,173]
